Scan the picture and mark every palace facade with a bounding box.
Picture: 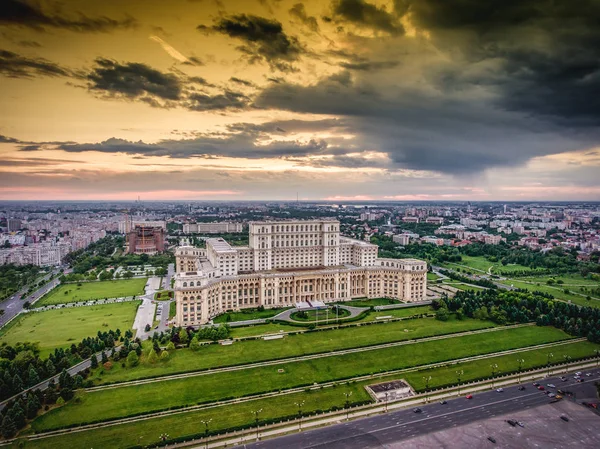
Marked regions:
[174,220,427,325]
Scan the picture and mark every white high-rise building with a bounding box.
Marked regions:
[174,220,427,326]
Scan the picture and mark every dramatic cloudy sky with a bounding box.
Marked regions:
[1,0,599,201]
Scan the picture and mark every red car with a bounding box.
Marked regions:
[538,386,545,391]
[466,394,473,399]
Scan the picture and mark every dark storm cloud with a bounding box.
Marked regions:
[289,3,319,32]
[405,0,600,125]
[229,77,255,87]
[0,0,135,33]
[185,90,250,111]
[330,0,404,35]
[0,49,70,78]
[0,134,21,143]
[86,58,182,102]
[339,60,399,71]
[198,14,303,71]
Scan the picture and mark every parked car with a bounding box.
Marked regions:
[413,408,422,413]
[487,437,497,444]
[506,419,517,427]
[440,400,447,405]
[547,384,556,388]
[538,386,545,391]
[518,386,526,391]
[532,382,540,387]
[517,421,525,428]
[560,415,569,422]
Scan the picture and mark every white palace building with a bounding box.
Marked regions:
[174,220,427,326]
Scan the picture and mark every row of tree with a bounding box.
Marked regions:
[436,289,600,343]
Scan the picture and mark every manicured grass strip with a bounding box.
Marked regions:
[37,279,147,306]
[24,341,599,449]
[404,339,600,391]
[362,306,433,322]
[517,274,600,287]
[23,384,370,449]
[33,325,571,431]
[0,302,141,358]
[340,298,400,307]
[93,317,497,384]
[213,307,292,323]
[229,323,296,339]
[169,301,176,319]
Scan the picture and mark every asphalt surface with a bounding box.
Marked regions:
[239,368,600,449]
[0,268,62,327]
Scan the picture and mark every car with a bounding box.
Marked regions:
[440,400,447,405]
[577,378,585,383]
[506,419,517,427]
[575,372,582,376]
[533,382,540,387]
[517,421,525,428]
[518,386,526,391]
[538,386,545,390]
[496,388,504,393]
[548,393,556,398]
[487,437,497,444]
[560,416,569,422]
[547,383,556,388]
[466,394,473,399]
[560,376,568,382]
[585,373,592,377]
[413,408,422,413]
[555,395,563,400]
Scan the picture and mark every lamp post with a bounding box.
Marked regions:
[252,408,263,441]
[563,355,571,373]
[384,392,389,413]
[343,391,353,420]
[594,349,600,367]
[294,400,305,431]
[456,370,463,396]
[546,352,554,377]
[200,418,212,449]
[423,376,431,402]
[517,358,525,383]
[490,364,498,388]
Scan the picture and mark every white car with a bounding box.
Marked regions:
[496,388,504,393]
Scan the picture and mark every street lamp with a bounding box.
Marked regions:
[200,418,212,449]
[563,355,571,373]
[490,364,498,388]
[594,349,600,367]
[456,370,464,396]
[517,358,525,383]
[423,376,432,402]
[343,391,353,420]
[252,408,263,441]
[546,352,554,377]
[294,400,305,431]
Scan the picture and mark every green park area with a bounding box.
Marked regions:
[0,302,140,358]
[342,298,401,307]
[37,278,147,306]
[22,335,600,449]
[91,316,497,385]
[442,255,539,275]
[33,324,573,431]
[290,307,352,322]
[498,279,600,308]
[213,307,291,323]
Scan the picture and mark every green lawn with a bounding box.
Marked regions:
[153,290,172,301]
[444,282,486,292]
[518,274,600,287]
[499,279,600,308]
[427,272,440,281]
[32,325,572,431]
[229,323,294,338]
[404,339,600,391]
[0,302,140,358]
[92,317,498,385]
[37,279,147,306]
[213,307,291,323]
[362,306,433,322]
[169,301,176,319]
[290,308,351,322]
[340,298,400,307]
[444,256,537,275]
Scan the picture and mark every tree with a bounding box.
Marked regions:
[1,415,16,439]
[160,350,169,360]
[166,341,175,351]
[147,349,159,364]
[145,323,151,332]
[189,336,201,351]
[435,307,449,321]
[127,351,139,367]
[178,328,189,345]
[27,366,39,387]
[90,354,98,369]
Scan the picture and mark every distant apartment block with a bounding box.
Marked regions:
[183,222,243,234]
[402,217,419,223]
[392,234,411,245]
[0,244,69,267]
[424,217,444,224]
[174,219,427,326]
[6,219,22,232]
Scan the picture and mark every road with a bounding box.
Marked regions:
[163,262,175,290]
[0,268,62,328]
[239,368,600,449]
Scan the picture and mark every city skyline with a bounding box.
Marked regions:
[1,0,599,201]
